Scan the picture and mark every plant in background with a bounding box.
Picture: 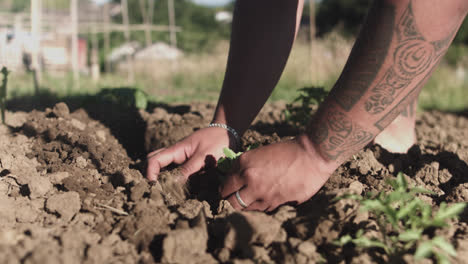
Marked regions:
[334,172,466,263]
[283,86,328,128]
[0,67,9,125]
[97,87,151,110]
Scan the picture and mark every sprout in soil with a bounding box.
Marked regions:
[334,172,466,263]
[0,67,9,125]
[217,144,259,175]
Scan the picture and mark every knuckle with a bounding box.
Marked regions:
[238,153,248,165]
[242,168,259,183]
[179,164,193,178]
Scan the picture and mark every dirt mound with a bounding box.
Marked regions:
[0,101,467,263]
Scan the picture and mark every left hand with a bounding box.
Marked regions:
[220,134,337,211]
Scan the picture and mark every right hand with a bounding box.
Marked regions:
[146,127,235,182]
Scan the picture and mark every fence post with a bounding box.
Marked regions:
[71,0,80,88]
[31,0,42,93]
[168,0,177,48]
[121,0,135,83]
[309,0,316,83]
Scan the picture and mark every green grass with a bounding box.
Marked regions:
[5,39,468,113]
[419,65,468,111]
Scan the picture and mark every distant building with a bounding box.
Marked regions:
[215,11,232,23]
[0,27,88,72]
[134,42,182,61]
[0,1,103,72]
[108,42,183,72]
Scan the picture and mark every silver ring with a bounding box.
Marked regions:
[235,190,248,208]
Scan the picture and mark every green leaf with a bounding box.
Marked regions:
[356,229,364,237]
[332,193,362,202]
[398,230,422,242]
[246,143,260,151]
[435,202,466,221]
[396,172,408,191]
[386,178,399,190]
[381,204,398,228]
[410,186,435,195]
[434,252,451,264]
[415,241,433,259]
[426,219,449,228]
[134,89,148,110]
[353,237,388,251]
[333,235,353,246]
[421,203,432,221]
[432,236,457,257]
[397,199,421,219]
[362,199,385,211]
[223,147,238,159]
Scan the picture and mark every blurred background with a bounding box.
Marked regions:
[0,0,467,111]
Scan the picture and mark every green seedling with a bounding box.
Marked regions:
[217,148,242,175]
[334,172,466,263]
[217,144,259,175]
[0,67,9,125]
[283,86,328,128]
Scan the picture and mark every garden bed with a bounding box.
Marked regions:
[0,101,467,263]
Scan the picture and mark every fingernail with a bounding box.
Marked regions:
[148,175,156,182]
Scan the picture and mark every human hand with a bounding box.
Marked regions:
[220,134,338,211]
[146,127,236,182]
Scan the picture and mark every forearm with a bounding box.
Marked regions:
[212,0,304,135]
[306,0,467,165]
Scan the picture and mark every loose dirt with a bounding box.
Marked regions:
[1,101,467,263]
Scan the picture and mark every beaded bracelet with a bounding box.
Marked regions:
[208,123,241,147]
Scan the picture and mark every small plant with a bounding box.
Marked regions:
[217,148,242,175]
[216,144,259,174]
[0,67,9,125]
[283,86,328,128]
[97,87,151,110]
[334,172,466,263]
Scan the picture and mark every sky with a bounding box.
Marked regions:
[92,0,232,7]
[192,0,232,7]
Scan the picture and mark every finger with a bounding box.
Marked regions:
[220,171,245,198]
[146,144,188,181]
[266,201,283,212]
[147,148,166,160]
[178,155,207,181]
[226,186,256,211]
[244,200,269,212]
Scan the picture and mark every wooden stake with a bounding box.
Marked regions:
[71,0,79,87]
[104,2,111,73]
[121,0,135,83]
[91,4,100,83]
[31,0,42,93]
[308,0,316,83]
[139,0,155,47]
[167,0,177,48]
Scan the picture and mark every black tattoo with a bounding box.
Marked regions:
[310,124,328,144]
[312,108,374,161]
[374,70,433,130]
[365,2,454,115]
[332,1,395,111]
[399,99,415,117]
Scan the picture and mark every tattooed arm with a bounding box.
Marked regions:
[221,0,468,211]
[307,0,467,165]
